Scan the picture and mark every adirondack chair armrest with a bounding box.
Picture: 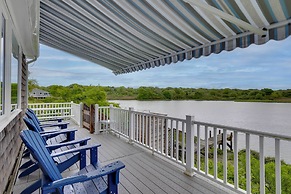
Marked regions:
[42,161,125,191]
[40,128,77,137]
[39,118,63,123]
[50,144,101,158]
[39,129,60,134]
[40,121,69,128]
[45,137,91,150]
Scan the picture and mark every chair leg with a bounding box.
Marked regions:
[18,164,39,178]
[23,148,29,155]
[19,160,34,169]
[20,179,41,194]
[22,151,30,158]
[108,171,119,194]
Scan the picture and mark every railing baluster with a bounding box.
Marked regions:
[197,124,201,171]
[153,116,156,152]
[138,114,142,143]
[135,113,138,141]
[234,131,238,189]
[146,115,148,146]
[182,122,185,164]
[259,136,265,194]
[149,116,152,148]
[165,119,168,156]
[275,138,281,194]
[223,129,227,184]
[170,120,173,159]
[176,121,179,161]
[205,126,209,175]
[157,117,160,152]
[161,118,164,154]
[142,114,145,145]
[246,133,251,194]
[213,127,217,179]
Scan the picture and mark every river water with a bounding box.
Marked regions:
[110,100,291,163]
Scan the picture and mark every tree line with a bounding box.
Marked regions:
[28,80,291,103]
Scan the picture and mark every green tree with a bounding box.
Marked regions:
[28,79,39,92]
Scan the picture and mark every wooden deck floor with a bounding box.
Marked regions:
[13,123,237,194]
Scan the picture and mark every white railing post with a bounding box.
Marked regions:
[275,138,281,194]
[95,104,100,134]
[79,102,83,128]
[185,115,195,176]
[109,104,113,131]
[128,107,134,144]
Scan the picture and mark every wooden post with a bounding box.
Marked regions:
[128,107,134,144]
[184,115,195,176]
[89,104,95,133]
[94,104,99,134]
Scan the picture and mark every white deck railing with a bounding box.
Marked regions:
[27,103,291,193]
[96,105,291,194]
[28,102,74,120]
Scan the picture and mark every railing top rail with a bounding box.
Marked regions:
[195,121,291,141]
[28,102,72,105]
[132,110,186,122]
[30,107,71,111]
[71,103,80,105]
[98,107,111,109]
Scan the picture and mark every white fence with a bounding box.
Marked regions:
[26,102,291,193]
[96,105,291,194]
[28,102,74,120]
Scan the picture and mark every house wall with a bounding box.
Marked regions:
[0,55,27,193]
[0,111,23,194]
[0,0,35,192]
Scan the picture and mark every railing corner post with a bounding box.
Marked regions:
[79,102,83,127]
[94,104,100,134]
[109,104,113,131]
[184,115,195,177]
[128,107,134,144]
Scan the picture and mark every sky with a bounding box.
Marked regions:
[28,36,291,89]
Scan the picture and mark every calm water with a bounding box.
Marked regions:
[111,100,291,163]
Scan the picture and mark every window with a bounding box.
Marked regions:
[11,32,19,110]
[0,15,5,115]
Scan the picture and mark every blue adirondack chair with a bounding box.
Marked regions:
[26,109,69,129]
[20,117,84,176]
[20,130,125,194]
[23,116,76,142]
[19,129,101,194]
[27,108,63,122]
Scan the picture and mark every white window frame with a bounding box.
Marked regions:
[3,16,12,115]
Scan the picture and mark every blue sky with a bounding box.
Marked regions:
[29,36,291,89]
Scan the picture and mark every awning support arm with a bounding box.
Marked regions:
[183,0,267,36]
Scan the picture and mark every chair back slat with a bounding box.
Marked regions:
[23,117,43,133]
[27,108,40,124]
[26,111,42,128]
[20,130,62,181]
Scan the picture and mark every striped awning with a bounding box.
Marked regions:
[39,0,291,75]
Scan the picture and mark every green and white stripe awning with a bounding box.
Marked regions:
[39,0,291,75]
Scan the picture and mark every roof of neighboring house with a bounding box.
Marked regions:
[30,88,50,97]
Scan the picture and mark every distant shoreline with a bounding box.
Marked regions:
[108,98,291,103]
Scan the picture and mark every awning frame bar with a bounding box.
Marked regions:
[184,0,267,36]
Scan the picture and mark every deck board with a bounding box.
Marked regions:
[13,122,237,194]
